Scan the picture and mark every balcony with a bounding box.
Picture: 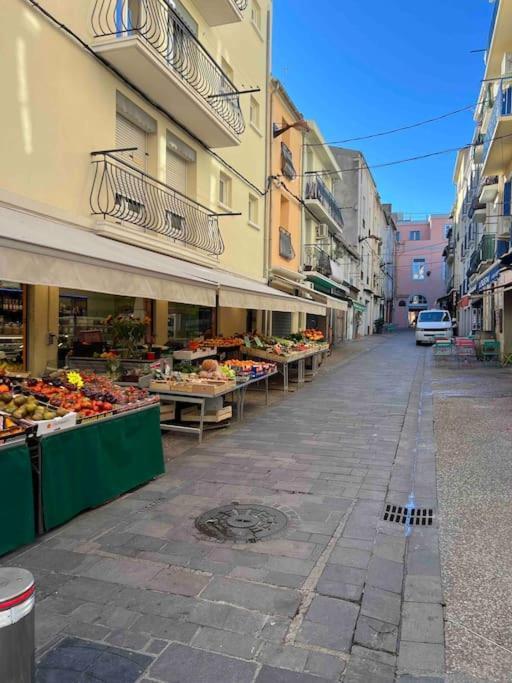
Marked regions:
[90,151,224,256]
[468,195,486,222]
[303,245,347,293]
[479,175,499,203]
[467,234,509,279]
[193,0,245,26]
[482,83,512,174]
[91,0,245,148]
[304,175,344,235]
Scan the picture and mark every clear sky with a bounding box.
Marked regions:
[272,0,494,219]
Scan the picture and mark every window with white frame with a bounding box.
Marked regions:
[251,0,262,32]
[219,172,232,208]
[409,230,421,241]
[250,96,260,130]
[248,194,259,226]
[412,258,426,280]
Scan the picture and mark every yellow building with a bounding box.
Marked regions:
[1,0,323,373]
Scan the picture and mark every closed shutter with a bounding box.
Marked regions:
[504,179,511,216]
[272,312,292,337]
[115,114,147,170]
[166,151,187,194]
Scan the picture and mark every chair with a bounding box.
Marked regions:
[433,339,453,365]
[454,338,476,367]
[502,351,512,367]
[481,340,500,366]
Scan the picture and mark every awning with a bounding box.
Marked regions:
[352,301,367,313]
[0,205,326,315]
[0,206,216,306]
[311,292,348,312]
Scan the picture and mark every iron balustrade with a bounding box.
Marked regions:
[235,0,248,9]
[303,244,332,277]
[90,151,225,255]
[305,174,344,229]
[91,0,245,137]
[483,82,512,163]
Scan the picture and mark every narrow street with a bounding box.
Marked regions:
[5,333,450,683]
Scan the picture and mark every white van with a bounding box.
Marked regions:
[415,309,453,345]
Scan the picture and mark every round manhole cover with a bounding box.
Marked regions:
[195,502,288,543]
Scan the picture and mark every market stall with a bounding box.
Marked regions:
[0,370,164,546]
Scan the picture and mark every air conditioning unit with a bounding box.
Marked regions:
[315,223,329,240]
[501,52,512,76]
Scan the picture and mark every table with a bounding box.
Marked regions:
[242,347,323,391]
[0,439,35,556]
[37,404,164,532]
[151,372,276,441]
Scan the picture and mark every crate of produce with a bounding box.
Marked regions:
[173,348,217,361]
[180,405,232,423]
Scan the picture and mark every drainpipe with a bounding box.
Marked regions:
[263,4,273,337]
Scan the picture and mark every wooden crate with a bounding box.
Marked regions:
[150,379,236,396]
[159,403,176,421]
[181,406,232,423]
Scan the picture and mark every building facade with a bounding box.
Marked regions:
[394,215,451,328]
[1,0,330,374]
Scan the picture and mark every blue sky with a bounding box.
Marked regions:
[272,0,494,218]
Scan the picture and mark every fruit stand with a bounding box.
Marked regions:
[0,370,165,549]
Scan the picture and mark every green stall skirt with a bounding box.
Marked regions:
[41,406,164,531]
[0,441,35,556]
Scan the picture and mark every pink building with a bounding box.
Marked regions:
[394,215,451,328]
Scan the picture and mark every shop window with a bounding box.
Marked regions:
[248,194,259,227]
[0,282,25,370]
[167,303,213,341]
[218,172,232,208]
[412,258,426,280]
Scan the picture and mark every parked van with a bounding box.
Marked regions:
[415,310,453,345]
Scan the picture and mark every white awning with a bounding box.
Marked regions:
[312,293,348,312]
[0,206,216,306]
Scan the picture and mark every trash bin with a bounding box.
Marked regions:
[0,568,35,683]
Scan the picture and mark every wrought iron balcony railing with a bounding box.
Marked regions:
[235,0,248,9]
[303,244,332,277]
[91,0,245,137]
[305,174,344,229]
[90,151,224,255]
[483,82,512,162]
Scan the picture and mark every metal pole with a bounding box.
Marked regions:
[0,568,35,683]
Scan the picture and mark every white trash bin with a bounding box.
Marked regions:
[0,568,35,682]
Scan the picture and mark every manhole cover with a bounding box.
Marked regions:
[383,504,433,526]
[195,502,288,543]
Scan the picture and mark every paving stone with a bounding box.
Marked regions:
[266,571,305,589]
[354,615,398,653]
[397,677,445,683]
[192,625,259,659]
[304,651,345,680]
[145,638,169,655]
[82,557,163,587]
[360,586,401,626]
[63,621,111,642]
[131,615,198,643]
[260,617,291,642]
[366,556,403,594]
[39,596,85,616]
[150,642,257,682]
[398,643,445,676]
[189,600,266,634]
[256,665,332,683]
[257,642,309,671]
[201,577,301,617]
[297,595,359,652]
[105,629,151,651]
[57,577,122,604]
[114,587,195,620]
[146,566,211,596]
[329,547,371,569]
[18,548,96,573]
[403,576,443,604]
[344,645,395,682]
[401,603,443,644]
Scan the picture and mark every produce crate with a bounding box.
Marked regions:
[173,348,217,361]
[180,405,232,423]
[150,379,236,396]
[159,403,176,421]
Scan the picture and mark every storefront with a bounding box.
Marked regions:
[352,301,367,338]
[0,282,25,370]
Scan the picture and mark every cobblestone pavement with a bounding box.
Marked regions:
[4,332,444,682]
[433,363,512,683]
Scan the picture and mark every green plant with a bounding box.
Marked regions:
[105,314,150,358]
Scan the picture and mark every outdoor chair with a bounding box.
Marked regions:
[433,339,453,365]
[454,338,477,368]
[502,351,512,367]
[481,340,500,366]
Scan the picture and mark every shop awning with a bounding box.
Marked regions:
[311,292,348,311]
[352,301,367,313]
[0,206,217,306]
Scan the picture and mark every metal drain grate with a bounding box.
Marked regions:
[383,504,434,526]
[195,502,288,543]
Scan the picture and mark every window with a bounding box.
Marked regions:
[409,230,421,241]
[412,258,426,280]
[248,194,259,226]
[280,142,296,180]
[418,311,450,323]
[396,231,401,242]
[251,0,262,32]
[218,172,232,208]
[279,227,295,260]
[504,179,511,216]
[444,224,452,238]
[250,96,260,130]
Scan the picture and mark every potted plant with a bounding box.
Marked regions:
[105,314,150,359]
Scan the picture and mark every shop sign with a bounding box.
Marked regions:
[458,295,470,309]
[476,265,502,292]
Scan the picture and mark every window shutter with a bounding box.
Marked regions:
[166,151,187,194]
[504,180,511,216]
[272,312,292,337]
[115,114,147,170]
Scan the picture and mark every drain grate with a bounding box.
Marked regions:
[195,502,288,543]
[383,504,434,526]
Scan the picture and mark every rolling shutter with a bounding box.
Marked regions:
[166,151,187,194]
[272,312,292,337]
[115,114,147,170]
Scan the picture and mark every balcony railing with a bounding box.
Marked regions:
[303,244,332,277]
[483,83,512,162]
[91,0,245,137]
[488,0,499,50]
[467,234,509,278]
[90,151,224,255]
[235,0,248,8]
[305,174,344,229]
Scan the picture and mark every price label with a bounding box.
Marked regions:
[243,335,251,347]
[254,336,264,347]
